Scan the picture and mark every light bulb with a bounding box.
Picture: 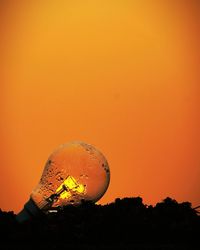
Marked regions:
[16,141,110,222]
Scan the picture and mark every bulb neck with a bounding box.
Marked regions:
[16,198,43,223]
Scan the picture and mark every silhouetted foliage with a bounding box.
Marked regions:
[0,197,199,249]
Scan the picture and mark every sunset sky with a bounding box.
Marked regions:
[0,0,199,213]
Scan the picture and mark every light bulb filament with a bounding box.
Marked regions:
[40,175,86,211]
[55,175,85,200]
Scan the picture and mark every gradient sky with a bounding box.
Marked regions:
[0,0,199,213]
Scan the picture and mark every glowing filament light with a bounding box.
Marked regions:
[55,175,85,200]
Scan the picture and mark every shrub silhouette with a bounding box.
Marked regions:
[0,197,199,249]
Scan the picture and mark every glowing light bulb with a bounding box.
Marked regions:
[16,141,110,222]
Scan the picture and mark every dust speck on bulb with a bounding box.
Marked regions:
[16,141,110,223]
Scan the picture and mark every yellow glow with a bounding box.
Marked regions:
[56,175,85,200]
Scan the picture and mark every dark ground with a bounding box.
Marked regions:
[0,197,199,250]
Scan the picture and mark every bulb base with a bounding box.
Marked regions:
[16,198,43,223]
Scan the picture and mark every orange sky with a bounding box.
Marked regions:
[0,0,199,213]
